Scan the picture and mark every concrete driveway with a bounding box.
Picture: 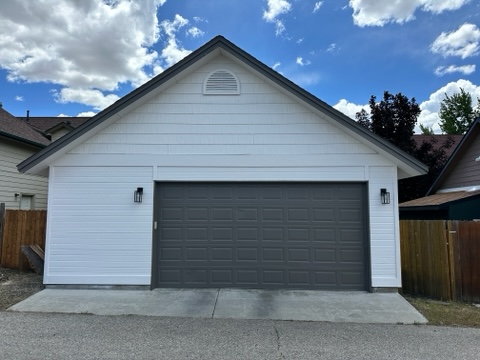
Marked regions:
[9,288,427,324]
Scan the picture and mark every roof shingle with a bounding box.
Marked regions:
[0,107,50,146]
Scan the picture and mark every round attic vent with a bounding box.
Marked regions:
[203,69,240,95]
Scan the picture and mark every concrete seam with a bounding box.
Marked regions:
[211,288,220,318]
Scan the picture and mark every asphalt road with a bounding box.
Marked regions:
[1,312,479,359]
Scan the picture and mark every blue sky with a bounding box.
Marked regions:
[0,0,479,133]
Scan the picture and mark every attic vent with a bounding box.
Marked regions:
[203,70,240,95]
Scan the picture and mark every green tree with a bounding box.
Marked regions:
[355,91,454,202]
[419,124,434,135]
[439,88,480,134]
[356,91,420,155]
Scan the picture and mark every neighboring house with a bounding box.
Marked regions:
[400,118,480,220]
[21,116,90,142]
[0,106,50,209]
[0,107,89,209]
[18,36,427,291]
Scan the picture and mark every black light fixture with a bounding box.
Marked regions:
[380,188,390,205]
[134,187,143,203]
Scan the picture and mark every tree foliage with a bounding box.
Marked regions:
[439,88,480,134]
[355,91,454,202]
[355,91,420,155]
[419,124,434,135]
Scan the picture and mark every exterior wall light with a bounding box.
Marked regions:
[134,187,143,203]
[380,188,390,205]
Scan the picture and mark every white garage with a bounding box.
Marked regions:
[18,36,427,291]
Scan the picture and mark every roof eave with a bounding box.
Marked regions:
[0,131,47,149]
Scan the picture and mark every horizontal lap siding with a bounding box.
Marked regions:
[49,55,401,286]
[368,166,400,287]
[0,140,48,209]
[440,139,480,190]
[71,58,375,158]
[44,166,153,285]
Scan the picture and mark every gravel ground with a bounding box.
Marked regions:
[0,267,44,310]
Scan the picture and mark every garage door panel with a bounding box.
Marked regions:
[262,228,284,241]
[237,227,258,241]
[211,248,233,261]
[212,228,233,241]
[154,182,368,290]
[287,248,310,262]
[313,208,335,221]
[185,227,208,241]
[287,228,310,241]
[263,248,284,261]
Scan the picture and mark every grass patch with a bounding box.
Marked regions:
[405,296,480,327]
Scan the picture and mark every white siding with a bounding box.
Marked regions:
[368,166,401,287]
[44,166,153,285]
[0,139,48,209]
[47,55,402,287]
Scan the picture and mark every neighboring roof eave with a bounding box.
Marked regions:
[0,130,47,149]
[45,122,75,134]
[427,118,480,195]
[17,35,428,176]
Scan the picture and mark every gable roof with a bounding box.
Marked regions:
[17,35,428,177]
[427,118,480,195]
[0,107,50,147]
[21,116,90,135]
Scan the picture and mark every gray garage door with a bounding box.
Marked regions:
[153,182,368,290]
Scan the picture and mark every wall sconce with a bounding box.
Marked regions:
[134,187,143,203]
[380,188,390,205]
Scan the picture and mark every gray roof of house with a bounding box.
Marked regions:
[0,107,50,147]
[21,116,90,134]
[17,35,428,176]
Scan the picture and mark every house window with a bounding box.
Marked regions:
[203,69,240,95]
[20,195,34,210]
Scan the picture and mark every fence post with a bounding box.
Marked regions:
[0,203,5,262]
[446,221,455,300]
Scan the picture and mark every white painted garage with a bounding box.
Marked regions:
[18,36,427,290]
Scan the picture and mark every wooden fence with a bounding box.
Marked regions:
[400,220,480,302]
[0,207,46,270]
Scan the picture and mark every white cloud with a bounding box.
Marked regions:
[296,57,311,66]
[160,15,193,67]
[349,0,471,27]
[417,79,480,133]
[53,88,120,110]
[272,62,282,70]
[187,27,205,38]
[422,0,471,13]
[435,64,476,76]
[430,23,480,59]
[327,43,339,54]
[57,111,96,117]
[0,0,166,110]
[313,2,323,13]
[76,111,97,117]
[263,0,292,36]
[15,95,24,101]
[333,99,369,119]
[263,0,292,21]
